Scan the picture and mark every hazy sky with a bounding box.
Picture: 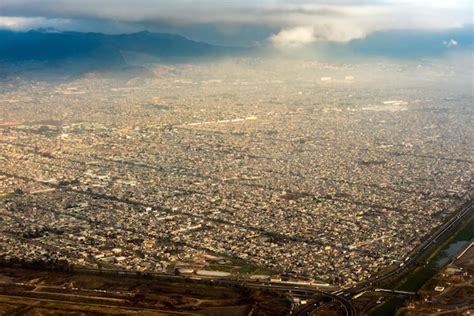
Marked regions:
[0,0,472,47]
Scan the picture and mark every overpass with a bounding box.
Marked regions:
[374,288,416,295]
[293,291,357,316]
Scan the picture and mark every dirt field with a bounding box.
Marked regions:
[400,241,474,315]
[0,267,290,315]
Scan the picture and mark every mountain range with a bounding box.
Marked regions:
[0,27,471,76]
[0,30,239,67]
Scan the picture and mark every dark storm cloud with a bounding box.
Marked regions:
[0,1,472,46]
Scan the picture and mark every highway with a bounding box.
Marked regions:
[293,291,356,316]
[341,198,473,296]
[293,198,473,316]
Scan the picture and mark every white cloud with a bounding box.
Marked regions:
[0,16,72,30]
[270,27,315,48]
[264,2,472,48]
[270,23,368,48]
[443,39,458,47]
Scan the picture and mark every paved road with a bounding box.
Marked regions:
[293,292,356,316]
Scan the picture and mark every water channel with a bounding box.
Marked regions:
[370,217,474,315]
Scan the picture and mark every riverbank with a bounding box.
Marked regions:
[369,215,474,315]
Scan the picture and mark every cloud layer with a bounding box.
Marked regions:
[0,1,472,46]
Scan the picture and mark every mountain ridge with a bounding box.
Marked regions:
[0,30,240,66]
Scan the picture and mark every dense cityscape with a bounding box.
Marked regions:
[1,60,472,288]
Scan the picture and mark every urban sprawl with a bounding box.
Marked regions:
[0,60,472,286]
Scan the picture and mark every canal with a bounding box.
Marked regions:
[369,216,474,315]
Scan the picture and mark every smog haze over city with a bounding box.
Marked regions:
[0,1,473,315]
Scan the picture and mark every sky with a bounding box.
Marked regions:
[0,0,472,48]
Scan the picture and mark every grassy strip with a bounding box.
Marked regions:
[369,215,474,316]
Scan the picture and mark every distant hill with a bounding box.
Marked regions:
[0,30,238,68]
